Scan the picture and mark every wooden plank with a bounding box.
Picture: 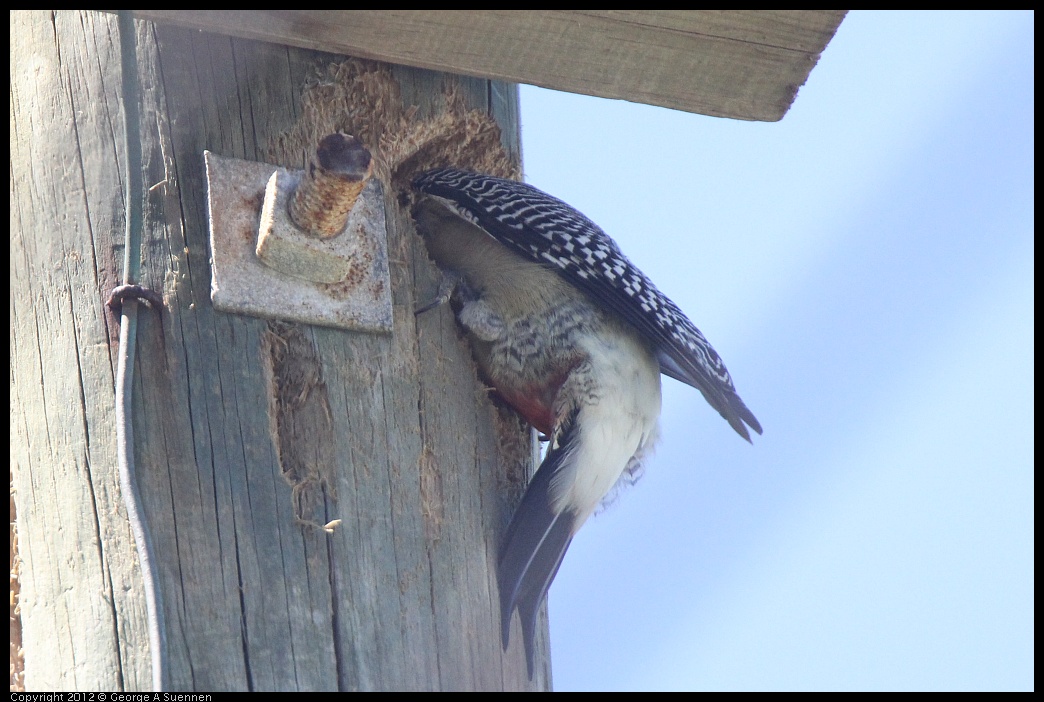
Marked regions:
[576,10,845,51]
[124,10,846,121]
[11,9,541,691]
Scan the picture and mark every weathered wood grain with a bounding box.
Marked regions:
[11,9,541,691]
[123,10,847,121]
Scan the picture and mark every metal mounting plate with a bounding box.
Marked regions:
[205,150,392,333]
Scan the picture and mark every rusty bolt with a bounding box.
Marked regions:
[289,132,373,239]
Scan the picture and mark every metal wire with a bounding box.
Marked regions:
[115,10,167,692]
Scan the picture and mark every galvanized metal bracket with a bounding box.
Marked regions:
[204,150,392,333]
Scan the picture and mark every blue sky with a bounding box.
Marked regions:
[517,10,1033,691]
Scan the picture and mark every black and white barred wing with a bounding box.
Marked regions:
[414,168,761,442]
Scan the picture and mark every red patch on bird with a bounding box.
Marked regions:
[496,390,555,436]
[492,362,579,437]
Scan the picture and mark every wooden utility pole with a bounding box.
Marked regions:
[11,10,542,691]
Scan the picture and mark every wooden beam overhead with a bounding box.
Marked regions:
[127,10,847,122]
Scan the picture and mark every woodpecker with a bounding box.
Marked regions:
[412,168,761,677]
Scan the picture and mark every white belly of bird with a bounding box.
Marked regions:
[549,328,662,526]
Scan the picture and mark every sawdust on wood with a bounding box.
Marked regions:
[269,58,519,196]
